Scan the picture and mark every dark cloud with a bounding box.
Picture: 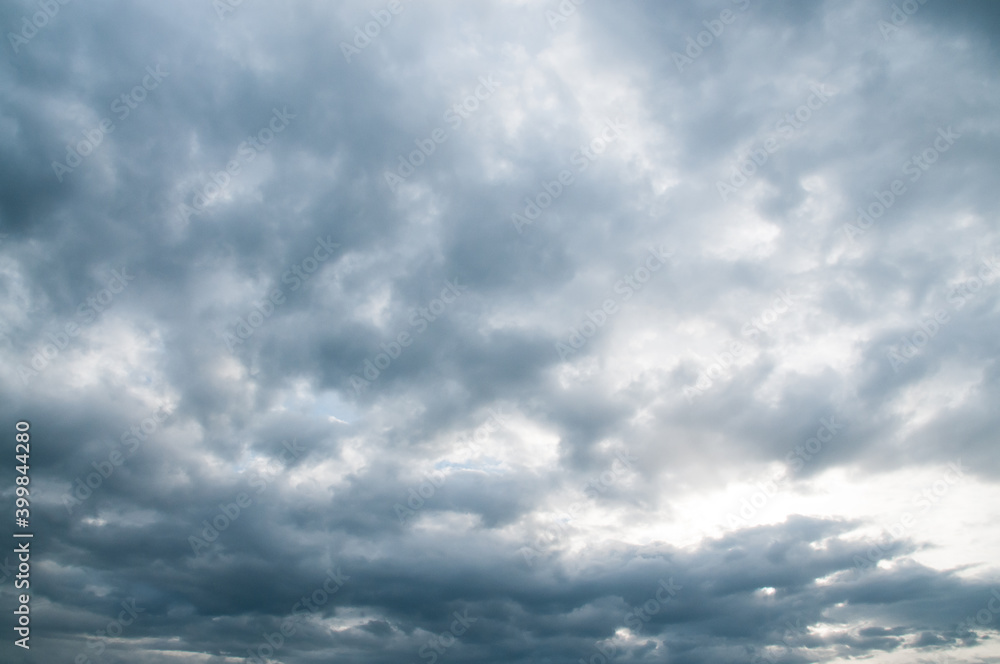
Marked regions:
[0,0,998,662]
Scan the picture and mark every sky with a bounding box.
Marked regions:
[1,0,1000,662]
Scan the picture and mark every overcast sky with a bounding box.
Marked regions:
[2,0,1000,663]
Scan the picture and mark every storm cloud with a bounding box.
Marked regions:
[1,0,999,662]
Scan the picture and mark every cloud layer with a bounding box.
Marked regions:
[2,0,1000,662]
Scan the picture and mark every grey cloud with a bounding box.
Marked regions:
[1,0,999,662]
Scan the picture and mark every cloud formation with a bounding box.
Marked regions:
[1,0,999,662]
